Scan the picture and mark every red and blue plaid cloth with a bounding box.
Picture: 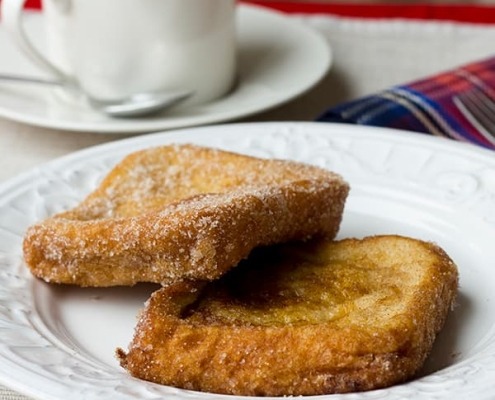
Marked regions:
[318,56,495,150]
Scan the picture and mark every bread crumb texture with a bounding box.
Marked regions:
[118,235,459,396]
[22,144,349,287]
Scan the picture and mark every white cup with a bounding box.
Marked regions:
[1,0,237,105]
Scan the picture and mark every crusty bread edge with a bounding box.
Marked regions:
[23,176,348,286]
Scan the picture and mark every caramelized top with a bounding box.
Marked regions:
[183,239,420,328]
[60,144,342,220]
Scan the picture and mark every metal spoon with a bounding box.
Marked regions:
[0,73,192,118]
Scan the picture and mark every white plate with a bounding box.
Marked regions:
[0,6,330,134]
[1,122,495,399]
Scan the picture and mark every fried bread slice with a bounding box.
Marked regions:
[23,144,349,287]
[117,235,459,396]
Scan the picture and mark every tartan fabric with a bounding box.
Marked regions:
[318,56,495,150]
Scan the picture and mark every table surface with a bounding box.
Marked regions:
[1,6,495,400]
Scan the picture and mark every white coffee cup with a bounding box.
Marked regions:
[1,0,237,105]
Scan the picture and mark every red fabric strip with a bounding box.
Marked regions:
[23,0,495,24]
[243,1,495,24]
[25,0,41,8]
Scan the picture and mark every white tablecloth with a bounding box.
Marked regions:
[1,11,495,400]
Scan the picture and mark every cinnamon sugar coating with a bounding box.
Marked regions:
[117,235,459,396]
[23,144,349,287]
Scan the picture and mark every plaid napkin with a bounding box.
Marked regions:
[317,56,495,150]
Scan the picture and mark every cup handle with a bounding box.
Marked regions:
[1,0,69,82]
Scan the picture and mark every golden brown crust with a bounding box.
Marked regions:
[23,144,349,286]
[117,235,459,396]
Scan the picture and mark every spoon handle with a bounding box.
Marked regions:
[0,73,63,86]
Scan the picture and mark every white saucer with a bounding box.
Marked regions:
[0,5,331,134]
